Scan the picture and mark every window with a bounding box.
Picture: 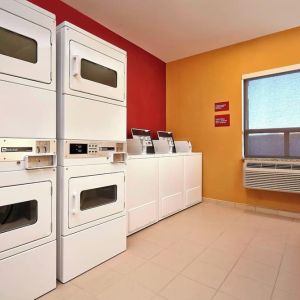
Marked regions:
[0,27,37,63]
[81,59,117,88]
[244,68,300,158]
[0,200,38,234]
[80,185,117,211]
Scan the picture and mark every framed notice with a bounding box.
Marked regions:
[215,101,229,112]
[215,114,230,127]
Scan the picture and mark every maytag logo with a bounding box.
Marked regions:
[1,147,32,152]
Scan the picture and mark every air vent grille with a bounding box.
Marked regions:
[244,160,300,193]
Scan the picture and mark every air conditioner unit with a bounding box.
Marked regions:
[244,159,300,193]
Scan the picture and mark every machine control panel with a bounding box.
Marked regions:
[157,131,176,153]
[131,128,155,154]
[0,139,57,168]
[64,140,126,162]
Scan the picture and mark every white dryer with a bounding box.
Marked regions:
[0,139,57,300]
[0,0,56,139]
[57,140,127,283]
[0,1,57,298]
[56,21,127,142]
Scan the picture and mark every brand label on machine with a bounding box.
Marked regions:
[1,147,33,152]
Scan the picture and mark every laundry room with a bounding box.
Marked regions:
[1,0,300,299]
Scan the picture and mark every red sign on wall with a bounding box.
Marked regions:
[215,101,229,112]
[215,114,230,127]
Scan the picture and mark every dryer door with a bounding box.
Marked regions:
[0,181,52,252]
[68,172,125,228]
[69,41,125,102]
[0,8,52,84]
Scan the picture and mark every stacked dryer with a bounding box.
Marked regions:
[56,22,127,283]
[0,1,57,299]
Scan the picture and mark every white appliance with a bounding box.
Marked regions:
[0,0,56,139]
[126,152,202,235]
[0,138,57,300]
[56,22,127,141]
[0,1,57,299]
[244,159,300,193]
[56,21,127,283]
[57,140,127,283]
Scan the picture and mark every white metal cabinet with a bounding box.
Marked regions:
[184,154,202,207]
[126,157,159,234]
[159,155,184,219]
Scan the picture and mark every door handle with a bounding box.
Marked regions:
[72,192,78,215]
[72,55,81,77]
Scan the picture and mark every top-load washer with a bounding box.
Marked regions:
[0,0,56,139]
[56,22,127,141]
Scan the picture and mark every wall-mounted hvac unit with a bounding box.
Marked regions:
[244,160,300,193]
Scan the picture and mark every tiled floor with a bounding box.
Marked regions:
[40,202,300,300]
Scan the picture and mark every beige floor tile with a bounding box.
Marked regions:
[199,247,240,271]
[128,261,176,292]
[127,235,163,259]
[39,282,97,300]
[211,238,247,256]
[96,277,154,300]
[280,246,300,276]
[272,287,300,300]
[232,258,278,285]
[151,247,196,272]
[167,239,206,260]
[182,258,228,289]
[137,226,177,248]
[250,236,286,254]
[151,296,167,300]
[71,265,123,297]
[185,227,224,247]
[275,270,300,296]
[287,233,300,248]
[160,275,216,300]
[43,203,295,299]
[213,291,239,300]
[217,229,255,245]
[220,273,273,300]
[241,245,282,268]
[103,251,146,274]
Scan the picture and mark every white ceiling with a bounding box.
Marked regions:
[62,0,300,62]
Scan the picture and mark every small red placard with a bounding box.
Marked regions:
[215,114,230,127]
[215,101,229,112]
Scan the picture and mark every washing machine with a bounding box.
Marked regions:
[57,140,127,283]
[0,139,57,300]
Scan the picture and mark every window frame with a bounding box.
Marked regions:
[242,64,300,159]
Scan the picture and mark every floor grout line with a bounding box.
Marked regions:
[269,232,288,299]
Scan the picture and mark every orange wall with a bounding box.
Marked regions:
[167,27,300,212]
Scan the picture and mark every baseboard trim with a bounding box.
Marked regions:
[202,197,300,220]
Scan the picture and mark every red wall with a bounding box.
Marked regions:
[30,0,166,138]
